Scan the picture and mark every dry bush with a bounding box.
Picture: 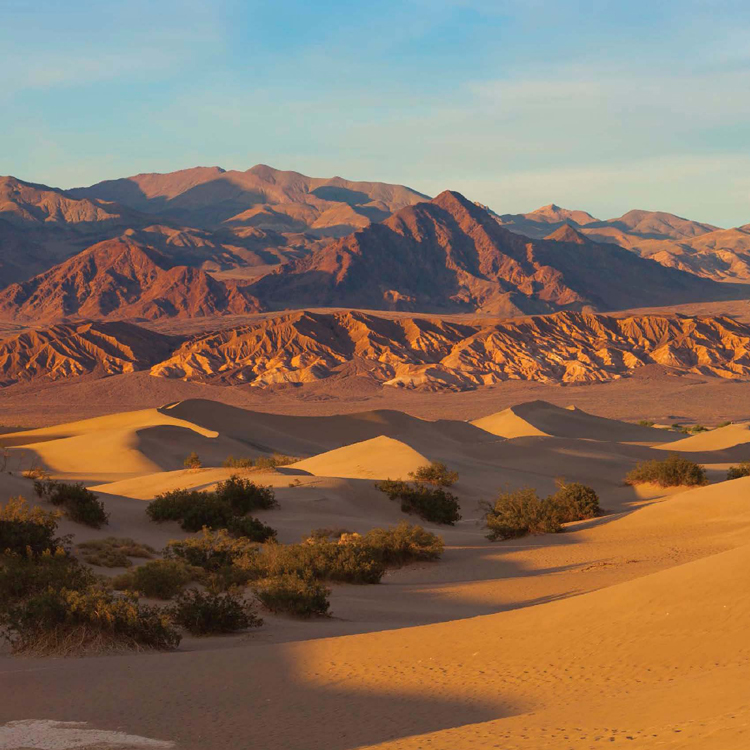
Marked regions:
[625,454,708,487]
[169,589,261,635]
[484,488,562,541]
[76,537,155,568]
[727,462,750,480]
[548,481,600,523]
[376,480,461,525]
[184,452,202,470]
[252,574,330,618]
[112,559,193,600]
[0,497,63,555]
[409,461,459,487]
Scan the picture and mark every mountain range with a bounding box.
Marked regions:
[2,311,749,389]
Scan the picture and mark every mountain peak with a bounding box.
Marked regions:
[545,223,589,244]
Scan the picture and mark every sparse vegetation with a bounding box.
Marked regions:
[0,497,63,555]
[483,488,562,541]
[409,461,459,487]
[727,462,750,480]
[637,419,655,427]
[0,503,179,655]
[112,559,193,600]
[361,522,444,566]
[548,481,601,523]
[308,527,353,541]
[222,455,255,469]
[252,574,330,618]
[77,537,155,568]
[625,454,708,487]
[34,480,109,528]
[376,480,461,525]
[169,589,261,635]
[184,451,202,470]
[147,476,278,535]
[254,453,297,470]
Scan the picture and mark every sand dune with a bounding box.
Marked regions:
[292,436,429,480]
[655,420,750,452]
[473,399,677,443]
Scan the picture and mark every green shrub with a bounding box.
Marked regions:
[625,454,708,487]
[717,421,732,428]
[35,481,109,528]
[169,589,261,635]
[409,461,459,487]
[165,529,260,577]
[215,475,277,513]
[1,587,180,655]
[484,488,562,541]
[0,549,94,606]
[637,419,655,427]
[184,452,202,469]
[362,522,444,566]
[112,559,193,600]
[259,540,385,584]
[222,455,255,469]
[179,494,235,532]
[376,480,461,525]
[548,481,600,523]
[252,574,330,618]
[226,515,277,542]
[727,462,750,480]
[76,537,155,568]
[0,498,63,556]
[255,453,297,470]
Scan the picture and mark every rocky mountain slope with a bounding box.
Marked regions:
[0,321,176,386]
[247,191,735,315]
[501,203,750,283]
[0,237,261,322]
[69,164,428,236]
[2,310,748,388]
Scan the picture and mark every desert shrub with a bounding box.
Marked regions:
[252,574,330,618]
[146,488,197,523]
[255,453,297,471]
[0,549,94,606]
[637,419,655,427]
[548,481,600,523]
[308,527,353,541]
[362,522,444,566]
[260,540,385,584]
[112,559,192,600]
[376,480,461,525]
[215,475,277,513]
[0,497,63,555]
[35,480,109,528]
[1,587,180,655]
[165,528,260,576]
[689,424,709,433]
[717,421,732,428]
[409,461,459,487]
[76,537,155,568]
[226,515,277,542]
[222,455,255,469]
[484,488,562,541]
[727,462,750,480]
[170,589,261,635]
[184,452,202,470]
[625,454,708,487]
[22,464,50,481]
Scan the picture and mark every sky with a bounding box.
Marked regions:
[2,0,749,226]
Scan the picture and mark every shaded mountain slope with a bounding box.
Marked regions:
[0,237,261,322]
[248,191,736,314]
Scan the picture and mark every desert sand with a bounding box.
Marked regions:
[1,397,749,749]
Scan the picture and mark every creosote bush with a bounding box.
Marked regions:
[376,480,461,525]
[484,488,562,541]
[169,589,261,635]
[0,497,63,555]
[34,480,109,528]
[625,454,708,487]
[147,475,278,535]
[112,559,193,600]
[184,452,202,470]
[254,453,297,471]
[252,574,330,618]
[0,502,179,655]
[361,522,444,566]
[76,537,155,568]
[548,481,600,523]
[222,455,255,469]
[409,461,459,487]
[727,462,750,480]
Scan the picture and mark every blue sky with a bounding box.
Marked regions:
[2,0,749,226]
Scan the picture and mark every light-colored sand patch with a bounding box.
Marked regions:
[0,720,173,749]
[291,435,429,480]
